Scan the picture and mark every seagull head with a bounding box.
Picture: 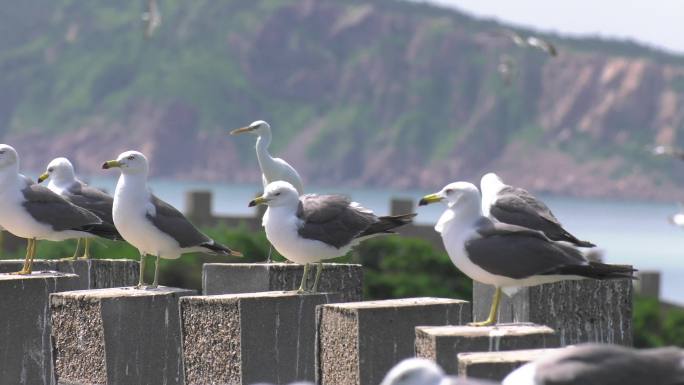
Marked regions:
[249,180,299,208]
[480,172,506,193]
[0,144,19,171]
[230,120,270,136]
[419,182,481,208]
[379,358,445,385]
[102,150,149,175]
[39,157,75,184]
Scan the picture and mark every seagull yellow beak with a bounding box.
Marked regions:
[230,126,255,135]
[419,193,443,206]
[248,196,268,207]
[102,160,121,169]
[37,173,49,183]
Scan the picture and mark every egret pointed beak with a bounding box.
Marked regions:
[248,196,269,207]
[102,160,121,169]
[230,126,256,135]
[37,173,49,183]
[419,193,443,206]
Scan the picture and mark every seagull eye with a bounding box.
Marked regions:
[0,150,5,155]
[127,155,135,160]
[48,168,54,172]
[275,192,281,196]
[445,189,453,195]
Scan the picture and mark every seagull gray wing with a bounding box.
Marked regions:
[466,218,632,280]
[490,187,595,247]
[146,194,213,248]
[63,180,115,223]
[21,184,102,231]
[296,194,377,249]
[534,344,684,385]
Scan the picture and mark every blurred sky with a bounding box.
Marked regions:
[420,0,684,54]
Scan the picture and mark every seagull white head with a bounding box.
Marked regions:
[0,144,19,171]
[419,181,481,208]
[379,358,445,385]
[38,157,75,184]
[102,150,149,175]
[249,180,299,208]
[480,172,505,192]
[230,120,271,136]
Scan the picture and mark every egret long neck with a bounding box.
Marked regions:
[255,127,275,173]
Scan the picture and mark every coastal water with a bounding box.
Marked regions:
[83,175,684,305]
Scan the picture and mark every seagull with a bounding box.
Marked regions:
[652,145,684,161]
[498,55,516,86]
[102,150,242,288]
[38,157,120,260]
[480,173,595,247]
[669,203,684,228]
[142,0,161,39]
[0,144,118,274]
[380,358,499,385]
[504,29,527,47]
[230,120,305,195]
[503,343,684,385]
[526,36,557,57]
[419,182,634,326]
[249,181,415,293]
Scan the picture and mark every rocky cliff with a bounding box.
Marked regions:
[3,0,684,199]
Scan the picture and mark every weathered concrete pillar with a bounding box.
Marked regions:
[51,287,194,385]
[458,348,563,381]
[185,190,213,225]
[202,263,363,302]
[415,323,559,375]
[317,297,471,385]
[0,272,79,385]
[0,259,138,289]
[636,270,660,299]
[180,291,344,385]
[473,274,633,346]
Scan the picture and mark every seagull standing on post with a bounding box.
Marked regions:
[102,151,242,288]
[0,145,118,274]
[249,181,415,293]
[38,157,120,259]
[419,181,634,326]
[230,120,304,195]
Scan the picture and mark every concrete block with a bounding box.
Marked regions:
[202,263,363,302]
[473,275,633,346]
[51,286,194,385]
[415,323,559,375]
[180,291,344,385]
[0,259,138,289]
[458,348,563,381]
[317,297,471,385]
[0,272,79,385]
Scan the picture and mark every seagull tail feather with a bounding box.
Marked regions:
[361,213,417,237]
[551,262,636,280]
[80,223,123,241]
[200,240,243,257]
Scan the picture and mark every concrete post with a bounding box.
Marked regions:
[0,259,138,289]
[51,287,194,385]
[0,272,79,385]
[185,190,213,225]
[317,297,471,385]
[458,348,563,381]
[415,324,559,375]
[180,291,344,385]
[473,274,633,346]
[202,263,363,302]
[636,271,660,299]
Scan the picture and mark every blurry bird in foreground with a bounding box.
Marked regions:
[651,144,684,160]
[668,203,684,228]
[504,30,558,57]
[142,0,161,39]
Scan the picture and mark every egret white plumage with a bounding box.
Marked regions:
[230,120,305,195]
[249,181,415,292]
[503,343,684,385]
[0,145,118,274]
[103,151,242,288]
[480,172,594,247]
[419,182,634,326]
[38,157,120,259]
